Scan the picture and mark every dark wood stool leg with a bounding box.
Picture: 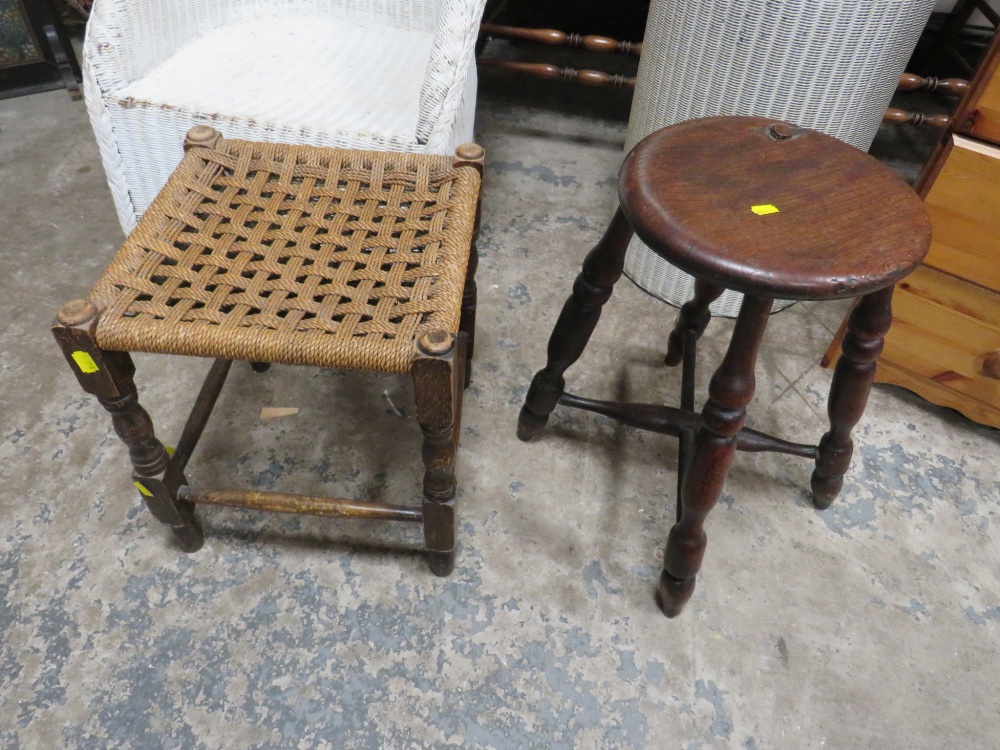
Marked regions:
[413,330,462,576]
[658,294,773,617]
[460,235,478,389]
[812,287,893,510]
[663,279,726,366]
[52,300,204,552]
[517,207,634,440]
[455,142,485,390]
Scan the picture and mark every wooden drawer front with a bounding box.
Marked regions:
[922,136,1000,291]
[882,265,1000,411]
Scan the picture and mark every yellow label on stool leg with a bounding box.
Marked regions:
[133,481,153,497]
[751,204,780,216]
[71,351,100,374]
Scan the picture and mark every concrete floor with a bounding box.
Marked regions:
[2,69,999,749]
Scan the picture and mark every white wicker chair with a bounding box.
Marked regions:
[83,0,486,233]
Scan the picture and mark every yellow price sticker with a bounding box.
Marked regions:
[751,204,780,216]
[133,481,153,497]
[71,351,100,374]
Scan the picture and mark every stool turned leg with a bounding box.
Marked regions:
[455,143,485,390]
[663,279,725,366]
[517,207,634,440]
[413,330,462,576]
[658,295,773,617]
[812,287,893,510]
[51,300,203,552]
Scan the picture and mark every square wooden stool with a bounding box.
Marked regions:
[53,126,483,576]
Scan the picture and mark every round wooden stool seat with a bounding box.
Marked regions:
[618,116,931,300]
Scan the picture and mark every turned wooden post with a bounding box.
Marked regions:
[454,143,485,389]
[479,23,643,56]
[52,299,203,552]
[812,287,894,509]
[517,208,634,440]
[663,279,726,366]
[412,329,461,576]
[477,59,636,89]
[658,294,773,617]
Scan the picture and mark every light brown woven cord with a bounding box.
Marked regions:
[91,139,480,374]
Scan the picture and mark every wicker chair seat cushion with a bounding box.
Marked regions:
[89,139,479,374]
[116,17,435,144]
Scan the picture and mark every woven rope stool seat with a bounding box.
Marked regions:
[53,126,484,576]
[518,116,931,617]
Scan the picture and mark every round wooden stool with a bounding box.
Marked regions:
[517,116,932,617]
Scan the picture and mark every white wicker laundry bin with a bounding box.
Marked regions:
[624,0,936,316]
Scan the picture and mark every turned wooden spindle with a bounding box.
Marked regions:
[51,299,203,551]
[898,72,970,97]
[663,279,725,367]
[480,23,642,56]
[517,208,635,441]
[477,59,636,88]
[883,107,952,128]
[811,287,894,509]
[659,294,774,617]
[454,143,485,388]
[413,330,461,577]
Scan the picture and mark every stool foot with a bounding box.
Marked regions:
[656,570,696,618]
[664,280,725,367]
[812,287,893,510]
[250,361,271,373]
[428,549,456,577]
[518,208,633,438]
[171,520,205,553]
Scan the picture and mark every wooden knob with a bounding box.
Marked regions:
[57,299,98,326]
[768,123,795,140]
[184,125,222,151]
[417,330,455,356]
[455,143,485,162]
[978,351,1000,380]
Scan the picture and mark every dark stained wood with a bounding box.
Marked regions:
[518,115,929,617]
[811,287,893,509]
[517,208,634,440]
[883,107,951,128]
[250,361,271,373]
[480,23,642,55]
[412,330,462,576]
[477,59,636,88]
[52,299,203,552]
[658,295,773,617]
[897,73,969,97]
[558,392,816,458]
[663,279,724,366]
[168,358,232,473]
[454,142,484,389]
[177,487,423,523]
[619,116,931,300]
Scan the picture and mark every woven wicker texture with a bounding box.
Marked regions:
[623,0,935,316]
[90,138,480,374]
[83,0,486,233]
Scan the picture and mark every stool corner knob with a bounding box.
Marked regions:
[417,329,456,356]
[184,125,222,151]
[56,298,98,327]
[454,143,485,169]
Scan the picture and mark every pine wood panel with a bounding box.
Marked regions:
[875,265,1000,425]
[967,50,1000,143]
[922,136,1000,290]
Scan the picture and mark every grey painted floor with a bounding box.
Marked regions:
[2,72,999,749]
